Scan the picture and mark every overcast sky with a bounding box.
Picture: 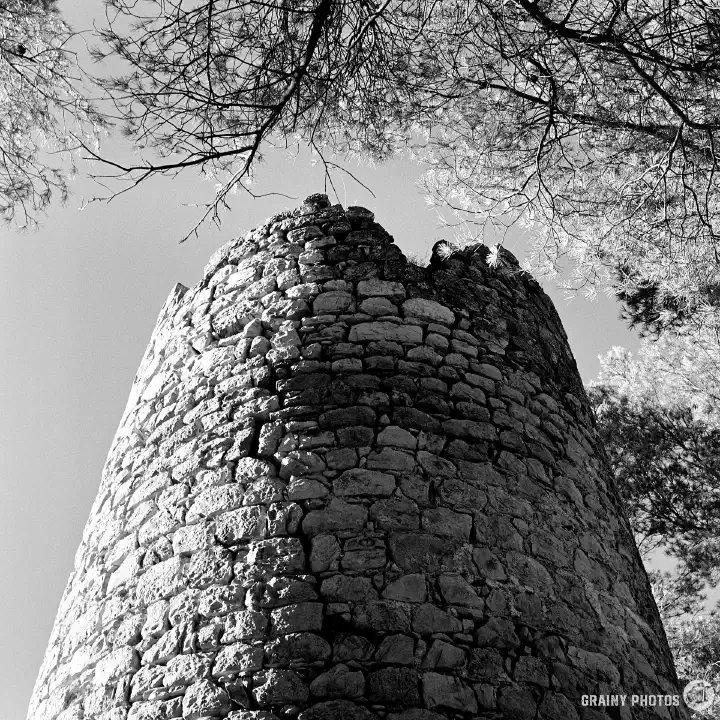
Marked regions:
[1,3,644,718]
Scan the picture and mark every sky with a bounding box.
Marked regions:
[0,2,645,718]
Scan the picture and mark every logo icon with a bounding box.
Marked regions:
[684,679,716,713]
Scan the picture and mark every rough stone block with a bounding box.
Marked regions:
[235,456,278,481]
[337,426,375,447]
[421,508,472,540]
[313,291,354,314]
[333,634,375,664]
[321,575,378,603]
[319,406,376,428]
[253,577,318,609]
[349,322,422,344]
[514,655,550,687]
[164,653,212,686]
[334,468,395,497]
[187,485,245,522]
[222,610,268,643]
[213,643,264,676]
[271,602,324,635]
[368,667,420,704]
[135,556,185,606]
[437,574,483,608]
[310,534,341,573]
[326,448,358,469]
[369,496,420,531]
[341,537,387,571]
[392,407,441,433]
[142,625,184,665]
[252,669,309,705]
[243,478,286,506]
[129,664,165,701]
[302,499,368,537]
[127,698,182,720]
[387,711,446,720]
[182,679,230,719]
[186,546,233,589]
[360,297,399,316]
[198,583,245,617]
[382,574,427,603]
[172,522,214,555]
[389,533,473,574]
[421,639,467,669]
[266,502,302,536]
[537,692,580,720]
[353,601,411,633]
[442,417,496,441]
[422,673,477,712]
[412,603,463,634]
[310,664,365,699]
[94,646,138,685]
[475,618,520,651]
[497,684,537,720]
[297,700,378,720]
[505,552,554,594]
[567,646,621,684]
[374,634,415,665]
[437,478,486,511]
[398,476,430,505]
[287,477,329,500]
[266,632,331,666]
[365,448,415,472]
[402,296,456,323]
[246,538,306,575]
[376,425,417,449]
[280,450,327,479]
[357,279,406,301]
[474,515,523,552]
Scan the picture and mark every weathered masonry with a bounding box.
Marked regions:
[29,195,686,720]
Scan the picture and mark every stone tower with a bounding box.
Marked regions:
[29,196,686,720]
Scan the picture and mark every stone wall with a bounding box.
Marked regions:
[28,195,686,720]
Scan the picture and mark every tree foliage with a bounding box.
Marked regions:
[89,0,432,238]
[613,264,694,337]
[666,614,720,698]
[590,384,720,598]
[597,334,720,425]
[0,0,105,228]
[647,568,704,622]
[88,0,720,309]
[590,333,720,629]
[418,0,720,315]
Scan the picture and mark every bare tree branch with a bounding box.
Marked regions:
[77,0,720,326]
